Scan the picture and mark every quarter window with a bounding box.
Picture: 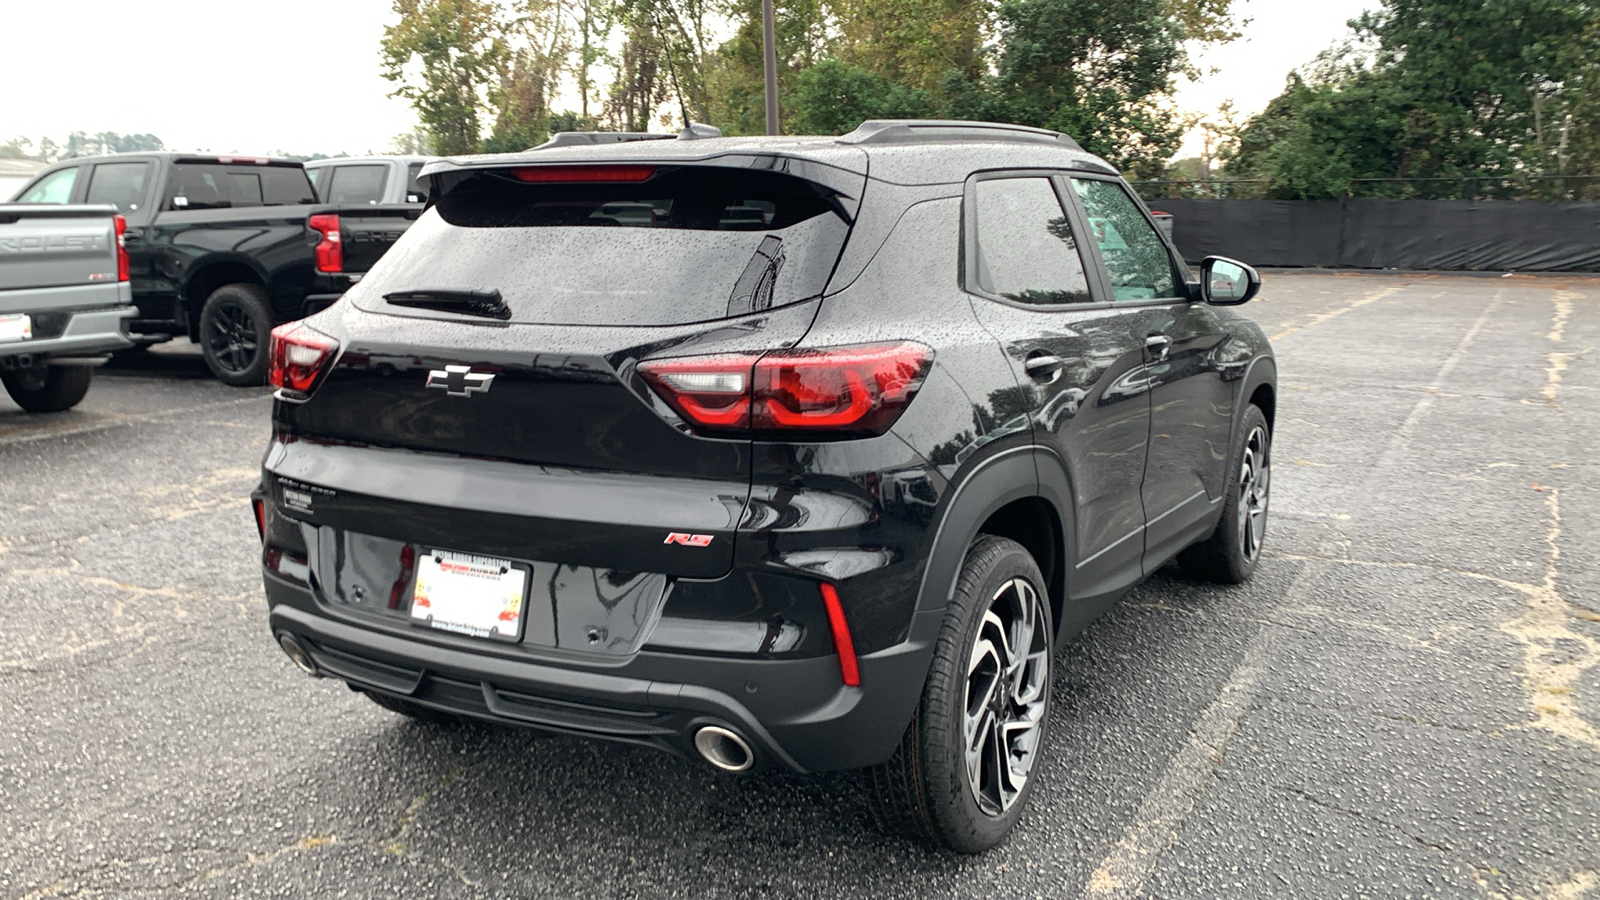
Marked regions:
[19,167,79,204]
[971,177,1092,306]
[405,163,429,203]
[1071,178,1180,302]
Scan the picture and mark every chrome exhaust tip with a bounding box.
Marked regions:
[693,725,754,773]
[277,633,319,676]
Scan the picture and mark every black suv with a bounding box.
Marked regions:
[254,120,1275,852]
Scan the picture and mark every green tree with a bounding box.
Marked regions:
[791,60,935,134]
[1232,0,1600,197]
[950,0,1190,178]
[380,0,506,155]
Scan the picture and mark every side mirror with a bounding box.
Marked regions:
[1200,256,1261,305]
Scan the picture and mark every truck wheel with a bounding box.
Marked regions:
[865,535,1054,853]
[199,283,273,386]
[1178,404,1271,584]
[2,364,93,413]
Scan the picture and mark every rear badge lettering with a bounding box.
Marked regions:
[426,365,495,397]
[664,532,714,547]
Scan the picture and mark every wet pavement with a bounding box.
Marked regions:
[2,273,1597,898]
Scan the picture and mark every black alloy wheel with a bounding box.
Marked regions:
[1178,403,1272,584]
[199,283,273,386]
[866,534,1054,853]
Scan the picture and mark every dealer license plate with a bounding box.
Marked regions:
[410,549,528,642]
[0,314,32,343]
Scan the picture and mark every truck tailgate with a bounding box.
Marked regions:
[0,204,122,310]
[330,204,420,274]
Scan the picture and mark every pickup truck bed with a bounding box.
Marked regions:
[0,203,135,412]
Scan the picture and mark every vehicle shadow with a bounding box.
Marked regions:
[101,344,215,381]
[293,563,1252,896]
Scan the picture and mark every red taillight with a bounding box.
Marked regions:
[309,213,342,273]
[113,215,129,282]
[510,165,656,183]
[268,321,338,395]
[638,342,932,437]
[819,583,861,687]
[252,498,266,541]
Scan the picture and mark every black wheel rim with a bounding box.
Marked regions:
[205,301,258,374]
[1236,425,1270,562]
[963,576,1051,818]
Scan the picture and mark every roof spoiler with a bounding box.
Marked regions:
[528,123,723,151]
[839,119,1083,150]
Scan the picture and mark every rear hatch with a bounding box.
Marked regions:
[269,162,856,647]
[0,204,121,309]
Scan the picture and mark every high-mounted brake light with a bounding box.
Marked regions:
[819,583,861,687]
[268,321,338,396]
[638,342,932,437]
[113,215,129,282]
[309,214,342,273]
[510,165,657,183]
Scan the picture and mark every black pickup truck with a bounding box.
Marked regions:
[10,153,419,384]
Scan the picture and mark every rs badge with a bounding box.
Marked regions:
[664,532,714,547]
[426,365,494,397]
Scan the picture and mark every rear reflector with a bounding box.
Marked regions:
[510,165,656,183]
[252,498,266,541]
[309,214,342,273]
[638,342,932,437]
[268,321,338,396]
[819,583,861,687]
[113,215,129,282]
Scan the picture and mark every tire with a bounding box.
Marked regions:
[865,535,1054,853]
[1178,404,1271,584]
[364,689,462,727]
[1,364,93,413]
[198,283,273,386]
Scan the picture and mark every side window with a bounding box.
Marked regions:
[325,165,388,204]
[970,177,1092,306]
[1071,178,1180,302]
[19,167,79,204]
[405,163,428,203]
[86,162,151,212]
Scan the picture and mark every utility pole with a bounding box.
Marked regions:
[762,0,779,135]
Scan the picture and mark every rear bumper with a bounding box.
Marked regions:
[264,569,940,773]
[0,304,135,362]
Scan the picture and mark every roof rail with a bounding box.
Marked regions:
[529,123,723,151]
[530,132,674,151]
[839,119,1082,151]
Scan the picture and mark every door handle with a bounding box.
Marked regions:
[1024,352,1064,383]
[1145,334,1171,361]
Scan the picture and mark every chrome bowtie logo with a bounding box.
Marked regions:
[426,365,495,397]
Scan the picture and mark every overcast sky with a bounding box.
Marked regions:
[2,0,1376,158]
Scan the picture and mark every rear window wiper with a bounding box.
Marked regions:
[383,289,510,321]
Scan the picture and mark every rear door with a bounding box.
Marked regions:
[960,172,1158,606]
[273,163,856,590]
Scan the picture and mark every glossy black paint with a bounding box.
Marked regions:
[12,153,419,341]
[258,132,1276,773]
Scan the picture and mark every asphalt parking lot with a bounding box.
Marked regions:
[3,272,1597,899]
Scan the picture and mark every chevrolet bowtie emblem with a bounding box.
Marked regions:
[426,365,495,397]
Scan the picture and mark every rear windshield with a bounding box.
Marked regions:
[352,166,849,326]
[167,163,316,210]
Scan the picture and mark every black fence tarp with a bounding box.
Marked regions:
[1145,199,1600,272]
